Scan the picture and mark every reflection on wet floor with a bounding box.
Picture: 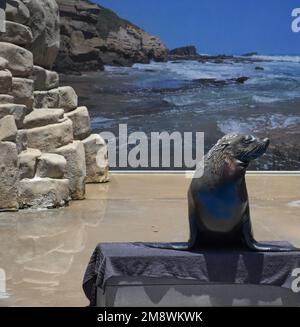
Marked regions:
[0,174,299,307]
[0,183,109,307]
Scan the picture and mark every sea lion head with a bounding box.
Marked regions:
[221,133,269,163]
[207,133,270,178]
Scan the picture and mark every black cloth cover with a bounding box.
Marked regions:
[83,242,300,306]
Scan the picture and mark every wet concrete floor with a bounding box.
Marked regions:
[0,174,299,306]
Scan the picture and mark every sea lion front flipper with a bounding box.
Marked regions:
[242,219,298,252]
[187,212,199,250]
[187,190,199,250]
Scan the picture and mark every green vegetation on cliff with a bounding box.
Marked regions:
[84,0,138,38]
[96,6,135,38]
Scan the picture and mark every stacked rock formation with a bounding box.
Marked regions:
[0,0,109,211]
[0,3,4,32]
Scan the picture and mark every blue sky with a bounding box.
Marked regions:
[95,0,300,55]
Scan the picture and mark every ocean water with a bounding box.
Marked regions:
[62,55,300,170]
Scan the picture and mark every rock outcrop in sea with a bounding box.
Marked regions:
[0,0,109,211]
[169,45,199,57]
[54,0,168,73]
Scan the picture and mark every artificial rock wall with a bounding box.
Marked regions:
[0,0,109,211]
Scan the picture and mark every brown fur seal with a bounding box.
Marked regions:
[141,133,297,252]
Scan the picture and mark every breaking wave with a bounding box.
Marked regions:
[218,114,300,134]
[251,55,300,63]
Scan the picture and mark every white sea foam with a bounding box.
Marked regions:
[133,60,252,81]
[270,114,300,129]
[217,118,264,134]
[251,55,300,63]
[252,95,281,104]
[163,95,198,106]
[92,117,113,123]
[218,114,300,134]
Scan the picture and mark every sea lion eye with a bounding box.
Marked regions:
[243,135,253,144]
[222,141,230,148]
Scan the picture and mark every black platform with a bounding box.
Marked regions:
[83,242,300,306]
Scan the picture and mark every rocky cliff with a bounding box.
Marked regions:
[0,0,109,211]
[55,0,168,73]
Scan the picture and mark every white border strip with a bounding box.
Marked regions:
[110,170,300,176]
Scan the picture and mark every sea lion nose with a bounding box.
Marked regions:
[263,138,270,147]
